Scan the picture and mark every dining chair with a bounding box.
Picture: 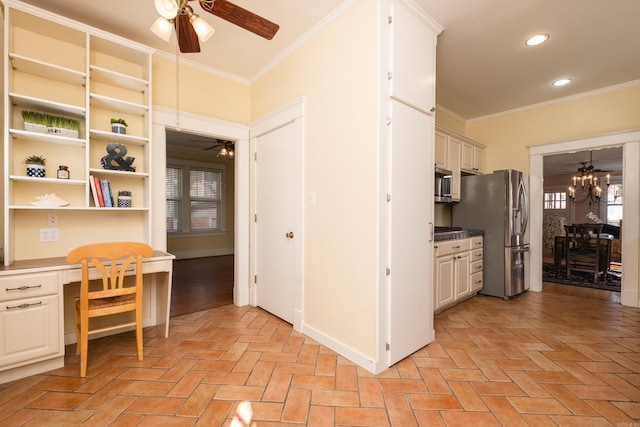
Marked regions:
[66,242,154,377]
[564,224,606,283]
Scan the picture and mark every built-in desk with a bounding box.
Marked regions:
[0,251,174,383]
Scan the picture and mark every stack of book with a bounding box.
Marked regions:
[89,175,115,207]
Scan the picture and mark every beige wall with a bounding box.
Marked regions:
[465,85,640,174]
[152,56,251,124]
[251,1,379,358]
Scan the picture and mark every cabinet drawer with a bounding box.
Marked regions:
[435,239,471,257]
[0,272,59,302]
[471,237,483,249]
[470,271,483,291]
[471,248,483,261]
[471,260,483,274]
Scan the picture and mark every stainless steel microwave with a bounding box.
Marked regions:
[435,167,452,203]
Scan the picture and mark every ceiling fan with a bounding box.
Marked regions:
[576,151,608,175]
[197,138,235,157]
[151,0,280,53]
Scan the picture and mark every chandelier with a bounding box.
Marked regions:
[568,151,610,206]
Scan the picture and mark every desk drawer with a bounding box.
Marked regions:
[0,273,59,302]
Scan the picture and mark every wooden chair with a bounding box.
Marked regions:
[564,224,606,283]
[66,242,154,377]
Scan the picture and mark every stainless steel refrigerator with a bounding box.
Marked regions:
[452,170,529,299]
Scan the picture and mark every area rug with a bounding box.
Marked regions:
[542,263,621,292]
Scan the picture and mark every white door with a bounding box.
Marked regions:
[255,123,296,323]
[388,99,434,366]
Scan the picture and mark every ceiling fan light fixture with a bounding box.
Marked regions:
[150,16,174,42]
[190,15,215,42]
[155,0,179,19]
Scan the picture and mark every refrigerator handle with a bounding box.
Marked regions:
[513,245,530,253]
[429,222,434,243]
[519,179,529,234]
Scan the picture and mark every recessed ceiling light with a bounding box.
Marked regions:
[553,78,572,87]
[525,33,549,46]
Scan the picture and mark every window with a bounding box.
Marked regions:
[544,191,566,210]
[166,166,182,232]
[606,183,622,226]
[166,160,225,234]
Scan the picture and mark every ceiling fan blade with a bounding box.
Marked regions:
[174,13,201,53]
[200,0,279,40]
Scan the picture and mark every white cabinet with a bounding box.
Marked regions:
[434,131,448,169]
[388,0,437,115]
[0,272,62,369]
[434,131,461,201]
[462,142,485,174]
[384,0,442,367]
[3,5,153,264]
[448,137,462,201]
[434,236,483,312]
[434,238,470,311]
[470,237,484,292]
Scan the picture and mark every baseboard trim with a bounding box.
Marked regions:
[301,323,385,374]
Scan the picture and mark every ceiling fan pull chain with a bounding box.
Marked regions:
[175,17,181,131]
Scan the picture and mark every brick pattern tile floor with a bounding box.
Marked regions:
[1,288,639,426]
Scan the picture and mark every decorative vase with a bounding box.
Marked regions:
[111,123,127,134]
[117,195,132,208]
[26,164,45,178]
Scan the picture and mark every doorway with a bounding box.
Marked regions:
[152,106,252,311]
[529,130,640,307]
[541,147,623,300]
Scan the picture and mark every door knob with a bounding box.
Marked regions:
[286,231,294,239]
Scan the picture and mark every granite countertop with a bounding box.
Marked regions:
[434,229,484,242]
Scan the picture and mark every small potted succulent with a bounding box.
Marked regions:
[117,190,132,208]
[110,118,127,134]
[24,155,46,178]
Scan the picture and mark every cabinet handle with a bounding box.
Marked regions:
[6,301,42,310]
[452,245,461,249]
[6,284,42,291]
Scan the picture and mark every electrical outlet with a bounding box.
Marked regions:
[40,228,59,242]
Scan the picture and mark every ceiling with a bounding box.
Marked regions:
[543,147,623,177]
[17,0,636,170]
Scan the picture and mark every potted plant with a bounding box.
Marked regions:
[24,155,46,178]
[110,118,127,134]
[22,110,80,138]
[117,190,132,208]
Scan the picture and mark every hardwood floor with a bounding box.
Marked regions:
[170,255,234,317]
[542,253,622,303]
